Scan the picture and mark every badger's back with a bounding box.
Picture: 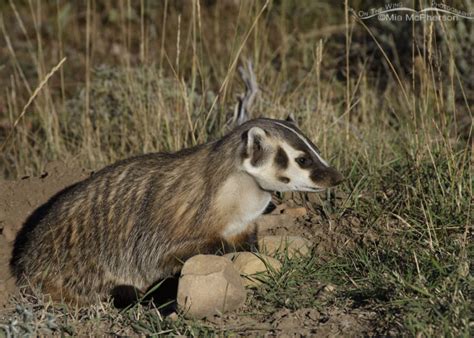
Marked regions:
[11,145,232,304]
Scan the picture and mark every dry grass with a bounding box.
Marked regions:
[0,0,472,336]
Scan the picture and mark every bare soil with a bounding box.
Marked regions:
[0,161,90,308]
[205,305,377,336]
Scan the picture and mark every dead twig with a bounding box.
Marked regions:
[228,60,259,128]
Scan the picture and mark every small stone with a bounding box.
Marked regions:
[318,284,336,300]
[324,284,336,293]
[177,255,246,319]
[2,225,17,242]
[224,252,282,287]
[258,235,312,258]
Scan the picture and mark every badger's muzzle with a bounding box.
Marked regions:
[310,166,344,189]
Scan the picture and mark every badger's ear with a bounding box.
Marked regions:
[285,113,297,125]
[242,127,268,166]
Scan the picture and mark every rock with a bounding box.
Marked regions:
[2,225,16,243]
[177,255,246,319]
[258,235,312,258]
[323,284,336,293]
[224,252,282,287]
[319,284,336,300]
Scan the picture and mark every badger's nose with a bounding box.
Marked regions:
[329,168,345,187]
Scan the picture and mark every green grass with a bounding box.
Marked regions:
[0,0,472,336]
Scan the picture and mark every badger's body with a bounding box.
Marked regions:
[11,118,343,305]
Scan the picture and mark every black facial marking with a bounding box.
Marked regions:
[278,176,290,183]
[310,169,323,182]
[310,166,344,187]
[274,146,289,169]
[296,155,313,168]
[274,121,324,165]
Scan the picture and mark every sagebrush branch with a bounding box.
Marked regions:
[230,60,259,127]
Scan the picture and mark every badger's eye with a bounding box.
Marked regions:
[296,156,312,166]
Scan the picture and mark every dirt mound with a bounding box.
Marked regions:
[0,161,90,308]
[259,193,370,260]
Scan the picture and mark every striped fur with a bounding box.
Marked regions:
[11,118,343,305]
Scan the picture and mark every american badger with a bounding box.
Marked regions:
[11,118,343,305]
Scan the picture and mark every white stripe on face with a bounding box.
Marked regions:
[273,121,329,167]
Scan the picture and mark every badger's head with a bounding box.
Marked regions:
[240,118,344,192]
